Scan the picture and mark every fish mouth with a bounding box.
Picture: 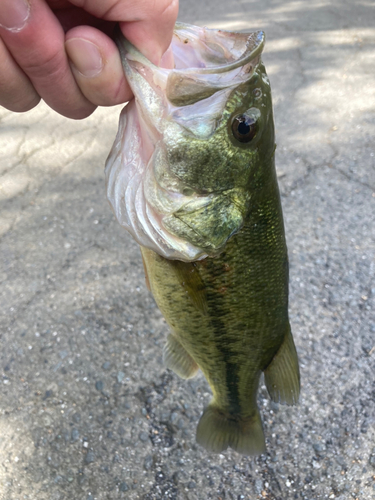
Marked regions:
[171,23,264,73]
[166,24,264,106]
[105,24,265,261]
[117,23,264,107]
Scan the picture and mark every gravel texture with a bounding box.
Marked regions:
[0,0,374,499]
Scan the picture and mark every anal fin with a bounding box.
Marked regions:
[264,327,300,405]
[163,334,199,379]
[196,404,265,455]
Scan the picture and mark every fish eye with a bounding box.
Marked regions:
[231,114,258,143]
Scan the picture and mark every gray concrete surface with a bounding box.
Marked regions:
[0,0,374,499]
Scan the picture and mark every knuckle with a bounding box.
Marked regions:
[21,48,64,80]
[0,92,40,113]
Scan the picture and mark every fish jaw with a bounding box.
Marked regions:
[105,24,269,261]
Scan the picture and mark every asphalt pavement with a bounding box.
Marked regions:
[0,0,374,499]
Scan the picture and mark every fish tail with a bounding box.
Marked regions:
[264,326,300,405]
[196,404,265,455]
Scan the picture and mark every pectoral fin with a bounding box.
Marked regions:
[171,260,208,316]
[163,334,199,379]
[264,327,300,405]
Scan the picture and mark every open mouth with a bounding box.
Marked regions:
[105,24,265,262]
[118,23,264,107]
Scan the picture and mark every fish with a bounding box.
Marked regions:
[105,23,300,455]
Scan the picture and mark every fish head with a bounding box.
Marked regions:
[105,23,275,261]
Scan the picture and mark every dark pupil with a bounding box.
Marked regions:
[238,121,250,135]
[232,115,257,143]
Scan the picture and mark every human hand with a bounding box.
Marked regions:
[0,0,178,119]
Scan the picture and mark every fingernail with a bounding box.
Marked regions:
[0,0,30,32]
[65,38,103,78]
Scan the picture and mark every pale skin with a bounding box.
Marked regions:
[0,0,178,119]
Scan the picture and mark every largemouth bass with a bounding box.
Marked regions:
[105,23,300,455]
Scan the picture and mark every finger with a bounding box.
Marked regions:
[0,36,40,112]
[0,0,95,119]
[67,0,179,65]
[119,0,179,65]
[65,26,131,107]
[49,4,115,35]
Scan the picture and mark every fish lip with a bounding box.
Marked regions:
[115,23,265,75]
[172,22,265,75]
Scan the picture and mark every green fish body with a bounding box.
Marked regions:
[106,23,300,455]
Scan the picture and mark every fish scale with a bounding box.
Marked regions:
[141,157,290,393]
[106,23,300,454]
[140,160,298,454]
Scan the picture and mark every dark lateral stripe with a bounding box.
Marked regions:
[206,285,242,415]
